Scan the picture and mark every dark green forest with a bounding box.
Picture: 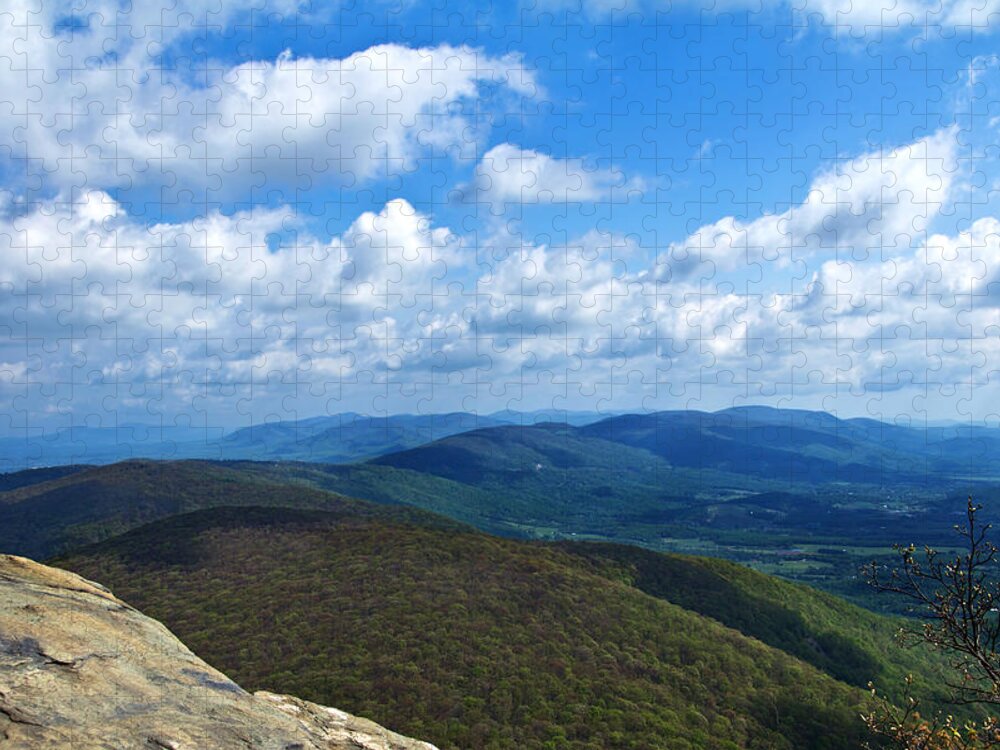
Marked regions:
[1,425,985,749]
[56,503,950,750]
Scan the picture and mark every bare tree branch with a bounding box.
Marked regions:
[864,498,1000,749]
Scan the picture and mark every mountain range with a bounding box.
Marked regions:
[0,409,608,470]
[51,498,947,749]
[0,423,982,747]
[3,406,998,481]
[3,405,997,609]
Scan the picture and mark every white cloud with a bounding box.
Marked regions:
[468,143,642,209]
[798,0,1000,31]
[1,128,996,424]
[656,128,959,282]
[0,192,461,388]
[0,5,536,195]
[544,0,1000,33]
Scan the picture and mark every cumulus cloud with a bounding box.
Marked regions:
[0,127,995,424]
[0,192,465,381]
[797,0,1000,32]
[655,129,959,282]
[544,0,1000,33]
[467,144,642,208]
[0,6,536,195]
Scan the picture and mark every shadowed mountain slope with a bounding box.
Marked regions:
[0,460,463,559]
[55,503,944,750]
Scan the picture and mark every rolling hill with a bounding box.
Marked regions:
[0,457,965,746]
[354,411,994,603]
[579,406,1000,483]
[0,460,463,559]
[3,404,995,609]
[359,406,1000,487]
[53,502,949,750]
[0,409,607,470]
[6,406,998,482]
[0,429,980,610]
[217,411,514,463]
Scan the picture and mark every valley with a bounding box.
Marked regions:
[2,406,994,612]
[51,503,942,749]
[2,406,997,747]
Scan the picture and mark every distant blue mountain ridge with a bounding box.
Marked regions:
[1,405,997,482]
[0,408,609,470]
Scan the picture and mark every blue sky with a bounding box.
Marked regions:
[2,0,1000,436]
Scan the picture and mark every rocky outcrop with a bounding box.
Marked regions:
[0,554,438,750]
